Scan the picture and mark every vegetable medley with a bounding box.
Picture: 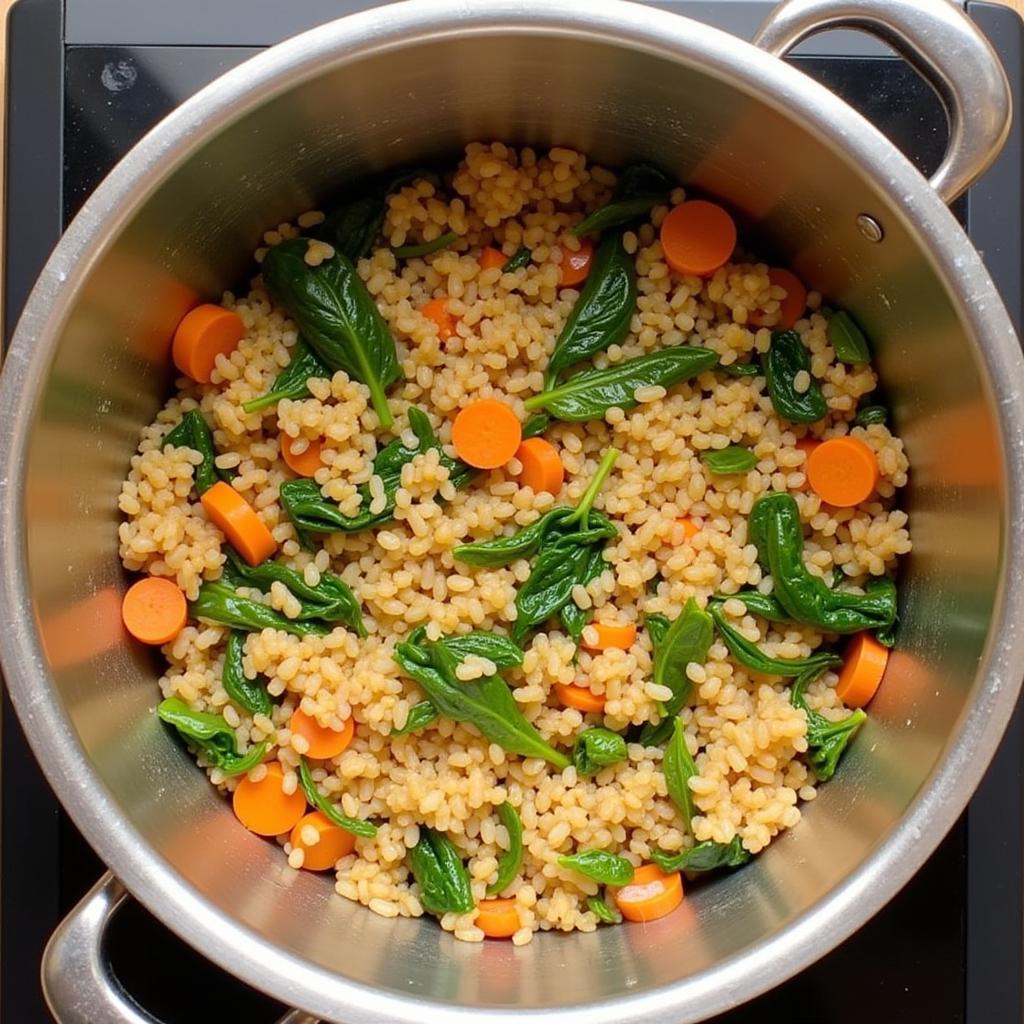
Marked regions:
[118,142,910,943]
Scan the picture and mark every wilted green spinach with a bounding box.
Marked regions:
[409,828,474,915]
[298,757,377,837]
[827,309,871,364]
[521,413,551,439]
[242,339,330,414]
[651,836,751,874]
[163,409,231,495]
[663,718,697,830]
[392,231,457,259]
[573,727,627,777]
[558,849,635,886]
[790,665,866,781]
[190,581,328,638]
[487,802,524,896]
[700,446,757,475]
[221,630,271,717]
[502,246,532,272]
[572,163,674,237]
[854,404,888,427]
[390,699,440,737]
[587,895,622,924]
[157,697,268,776]
[762,329,827,424]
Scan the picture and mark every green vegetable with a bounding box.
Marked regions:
[749,492,898,636]
[391,699,440,737]
[544,233,637,387]
[487,802,524,896]
[409,828,474,915]
[454,507,580,568]
[162,410,231,494]
[502,246,532,272]
[435,630,524,668]
[222,549,365,636]
[241,340,330,414]
[261,238,402,428]
[573,728,627,777]
[587,895,622,924]
[645,612,671,647]
[790,665,866,781]
[663,718,697,829]
[572,163,674,237]
[718,360,760,378]
[221,630,271,716]
[392,231,457,259]
[828,309,871,364]
[700,446,757,475]
[558,849,635,886]
[157,697,268,776]
[651,836,751,874]
[191,581,329,637]
[524,346,717,422]
[762,330,827,424]
[854,404,888,427]
[713,589,791,622]
[298,757,377,837]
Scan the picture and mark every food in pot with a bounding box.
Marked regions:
[117,142,910,944]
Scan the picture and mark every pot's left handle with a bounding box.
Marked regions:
[42,872,320,1024]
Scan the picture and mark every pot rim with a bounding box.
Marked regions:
[3,1,1023,1021]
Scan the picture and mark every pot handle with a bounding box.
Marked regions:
[42,872,320,1024]
[752,0,1012,205]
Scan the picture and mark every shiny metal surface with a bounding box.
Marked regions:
[4,0,1023,1022]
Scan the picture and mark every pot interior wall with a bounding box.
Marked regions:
[22,22,1003,1013]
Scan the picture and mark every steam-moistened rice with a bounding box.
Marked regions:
[119,142,911,942]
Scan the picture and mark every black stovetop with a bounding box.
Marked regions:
[3,2,1022,1022]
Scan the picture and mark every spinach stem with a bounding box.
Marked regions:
[568,448,619,529]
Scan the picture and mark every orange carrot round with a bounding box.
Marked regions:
[674,517,700,544]
[289,810,356,871]
[516,437,564,494]
[281,435,324,477]
[476,897,519,939]
[172,304,244,383]
[479,247,507,271]
[795,437,820,459]
[421,297,457,341]
[233,762,307,837]
[200,481,278,567]
[289,709,355,760]
[613,863,683,922]
[554,683,605,713]
[660,200,736,277]
[835,632,889,708]
[751,268,807,330]
[451,399,522,470]
[559,237,594,288]
[121,577,187,645]
[583,622,637,652]
[806,436,879,507]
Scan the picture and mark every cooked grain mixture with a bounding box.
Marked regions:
[119,141,910,943]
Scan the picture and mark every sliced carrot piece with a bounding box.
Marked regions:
[281,435,324,477]
[751,268,807,330]
[613,862,683,922]
[806,436,879,508]
[674,517,700,544]
[660,200,736,277]
[289,810,356,871]
[554,683,606,713]
[516,437,564,494]
[172,304,244,384]
[835,632,889,708]
[200,481,278,567]
[121,577,187,645]
[232,762,307,837]
[583,622,637,652]
[476,897,519,939]
[452,399,522,470]
[289,709,355,760]
[559,237,594,288]
[480,247,507,271]
[421,297,457,341]
[795,437,819,459]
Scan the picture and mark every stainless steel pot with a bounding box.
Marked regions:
[3,0,1022,1021]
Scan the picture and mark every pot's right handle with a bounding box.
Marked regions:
[753,0,1012,205]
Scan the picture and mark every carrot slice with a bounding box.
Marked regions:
[835,632,889,708]
[559,237,594,288]
[289,810,356,871]
[421,297,457,341]
[795,437,819,459]
[751,268,807,330]
[172,304,244,384]
[200,481,278,567]
[583,622,637,652]
[674,517,700,544]
[480,247,507,271]
[516,437,564,494]
[281,435,324,477]
[554,683,606,713]
[121,577,187,645]
[289,709,355,760]
[233,762,307,837]
[806,436,879,507]
[452,399,522,470]
[477,897,519,939]
[660,200,736,277]
[613,862,683,922]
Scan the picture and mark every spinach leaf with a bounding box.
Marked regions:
[392,231,457,259]
[524,346,717,422]
[558,849,635,886]
[157,697,268,776]
[544,233,636,387]
[713,589,791,623]
[587,895,622,924]
[502,246,532,272]
[559,543,609,644]
[486,802,524,896]
[571,163,674,236]
[827,309,871,364]
[261,238,401,428]
[663,718,697,830]
[298,757,377,837]
[190,581,329,638]
[513,542,593,644]
[242,339,330,414]
[854,404,888,427]
[409,828,474,915]
[573,728,627,777]
[522,413,551,439]
[762,330,827,424]
[163,409,230,494]
[391,699,440,737]
[454,507,578,568]
[700,446,757,475]
[790,665,866,781]
[438,631,524,668]
[645,612,671,648]
[222,630,271,717]
[718,360,760,378]
[651,836,751,874]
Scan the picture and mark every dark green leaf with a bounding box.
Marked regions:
[663,718,697,830]
[572,163,674,236]
[573,728,627,777]
[157,697,267,776]
[502,246,532,272]
[190,581,328,638]
[486,802,524,896]
[700,446,757,475]
[439,631,524,669]
[409,827,474,915]
[558,849,635,886]
[522,413,551,439]
[512,543,592,644]
[221,630,271,716]
[391,699,440,737]
[762,330,827,424]
[242,340,330,414]
[392,231,457,259]
[645,612,671,648]
[298,757,377,837]
[713,589,791,622]
[718,360,760,378]
[854,404,888,427]
[651,836,751,873]
[790,665,866,781]
[828,309,871,364]
[163,409,230,494]
[587,895,622,924]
